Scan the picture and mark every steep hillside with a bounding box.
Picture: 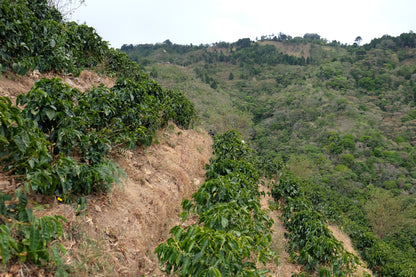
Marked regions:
[1,1,414,275]
[1,70,375,276]
[35,123,212,276]
[260,185,373,277]
[122,34,416,276]
[0,70,208,275]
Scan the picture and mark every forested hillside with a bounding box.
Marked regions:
[122,34,416,276]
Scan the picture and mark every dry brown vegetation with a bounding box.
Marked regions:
[50,124,211,276]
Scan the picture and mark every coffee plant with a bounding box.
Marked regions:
[343,219,416,276]
[0,0,144,77]
[2,73,195,195]
[0,189,66,267]
[275,172,416,276]
[0,96,52,178]
[188,175,260,213]
[1,71,195,271]
[156,130,276,276]
[211,130,254,162]
[1,0,198,273]
[271,172,359,275]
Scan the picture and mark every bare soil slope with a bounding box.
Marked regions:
[328,225,374,276]
[14,124,211,277]
[1,70,212,276]
[65,125,212,276]
[0,70,116,105]
[257,41,311,58]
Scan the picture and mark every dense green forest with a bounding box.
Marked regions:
[122,34,416,275]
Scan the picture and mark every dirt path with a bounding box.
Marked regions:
[259,184,373,277]
[328,225,374,276]
[259,185,302,276]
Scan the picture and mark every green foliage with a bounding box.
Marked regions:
[347,223,416,276]
[401,109,416,122]
[190,175,259,213]
[326,75,350,90]
[287,177,416,276]
[340,153,354,167]
[271,171,303,200]
[232,43,307,66]
[65,22,107,69]
[156,130,275,276]
[0,96,52,177]
[165,88,196,129]
[124,32,416,276]
[0,0,71,73]
[2,75,195,196]
[255,155,283,179]
[17,78,80,135]
[358,77,376,91]
[1,0,198,274]
[0,0,143,77]
[156,226,259,276]
[286,210,357,273]
[363,187,415,239]
[211,130,254,162]
[0,190,66,266]
[272,172,359,275]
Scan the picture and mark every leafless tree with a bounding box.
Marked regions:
[47,0,85,19]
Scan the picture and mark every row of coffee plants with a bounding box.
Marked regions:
[271,172,359,276]
[343,220,416,276]
[155,130,276,276]
[304,182,416,276]
[5,76,194,193]
[0,0,142,78]
[0,76,195,268]
[0,0,198,272]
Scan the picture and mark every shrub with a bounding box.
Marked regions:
[156,130,275,276]
[0,190,66,267]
